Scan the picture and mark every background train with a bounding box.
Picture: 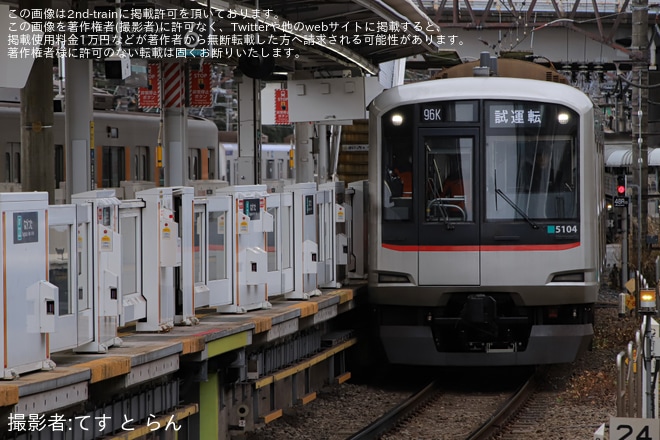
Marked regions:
[367,58,606,366]
[0,100,296,198]
[220,142,295,192]
[0,102,220,198]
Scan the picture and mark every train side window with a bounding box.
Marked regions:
[382,106,414,222]
[208,147,216,179]
[277,159,284,179]
[132,146,150,181]
[14,151,20,183]
[141,147,150,181]
[189,148,201,180]
[4,142,20,183]
[4,152,10,183]
[133,154,139,180]
[383,146,413,221]
[266,159,274,179]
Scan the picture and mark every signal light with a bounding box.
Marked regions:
[640,290,656,307]
[617,175,626,196]
[640,289,657,314]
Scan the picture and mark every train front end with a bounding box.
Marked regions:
[368,76,603,366]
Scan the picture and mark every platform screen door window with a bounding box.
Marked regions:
[77,223,89,311]
[208,211,227,280]
[194,210,205,284]
[281,205,292,270]
[120,214,140,296]
[49,225,72,315]
[267,207,278,271]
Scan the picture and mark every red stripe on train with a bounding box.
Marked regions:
[382,243,580,252]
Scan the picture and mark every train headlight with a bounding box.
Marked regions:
[639,289,657,313]
[391,114,403,126]
[557,113,570,124]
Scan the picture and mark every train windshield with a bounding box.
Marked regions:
[485,101,578,221]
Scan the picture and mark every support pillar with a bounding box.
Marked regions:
[199,371,220,439]
[295,122,315,184]
[19,0,54,203]
[317,124,329,185]
[236,75,261,184]
[65,58,93,198]
[163,61,187,187]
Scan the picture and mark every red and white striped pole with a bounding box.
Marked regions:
[163,62,184,109]
[162,61,187,186]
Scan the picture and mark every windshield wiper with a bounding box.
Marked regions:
[495,188,539,229]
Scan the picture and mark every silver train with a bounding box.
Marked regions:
[220,142,295,192]
[0,103,298,196]
[368,60,606,366]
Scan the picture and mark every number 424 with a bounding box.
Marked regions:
[610,417,660,440]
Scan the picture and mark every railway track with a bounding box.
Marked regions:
[344,371,537,440]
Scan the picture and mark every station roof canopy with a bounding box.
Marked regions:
[606,144,660,167]
[185,0,444,75]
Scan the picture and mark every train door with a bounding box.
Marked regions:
[132,146,150,181]
[417,128,480,286]
[102,146,125,188]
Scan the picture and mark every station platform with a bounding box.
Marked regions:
[0,283,365,438]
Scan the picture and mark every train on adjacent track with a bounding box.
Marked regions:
[0,102,221,192]
[0,102,295,195]
[367,58,606,366]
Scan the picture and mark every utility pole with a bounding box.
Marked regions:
[631,0,649,310]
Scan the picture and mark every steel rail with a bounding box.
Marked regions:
[345,380,439,440]
[465,375,537,440]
